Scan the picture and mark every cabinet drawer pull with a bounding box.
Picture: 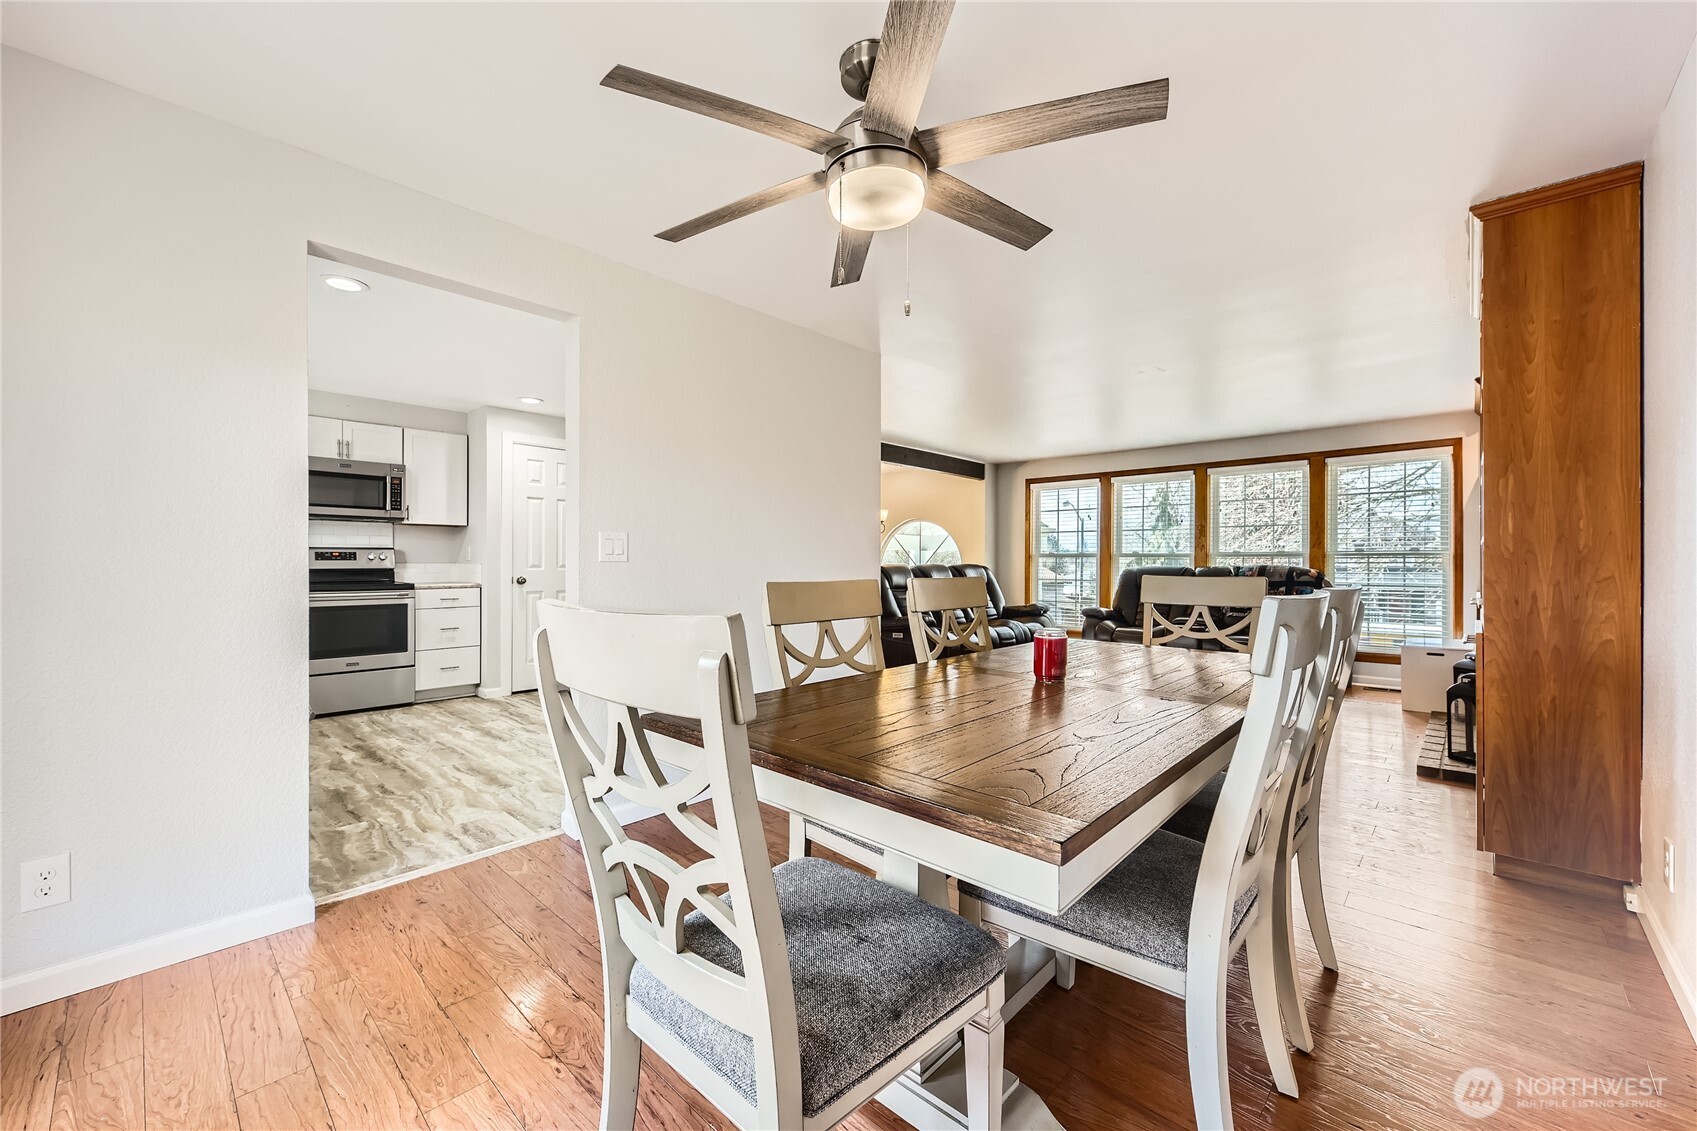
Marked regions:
[440,665,461,671]
[440,626,460,631]
[438,596,461,602]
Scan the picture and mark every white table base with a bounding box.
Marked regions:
[874,856,1068,1130]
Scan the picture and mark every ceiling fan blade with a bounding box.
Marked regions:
[924,171,1051,250]
[831,228,874,287]
[656,172,828,242]
[916,77,1169,168]
[602,64,848,155]
[859,0,955,139]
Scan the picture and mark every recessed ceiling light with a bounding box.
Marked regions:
[321,275,369,292]
[518,396,544,405]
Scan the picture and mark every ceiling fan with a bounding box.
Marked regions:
[601,0,1168,287]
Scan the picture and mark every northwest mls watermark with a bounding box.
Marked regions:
[1453,1067,1668,1118]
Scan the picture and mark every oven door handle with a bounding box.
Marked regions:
[310,594,416,607]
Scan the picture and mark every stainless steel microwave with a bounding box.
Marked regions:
[308,457,407,520]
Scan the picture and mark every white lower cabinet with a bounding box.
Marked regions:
[414,586,480,700]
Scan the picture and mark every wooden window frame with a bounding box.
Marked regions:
[1025,438,1466,664]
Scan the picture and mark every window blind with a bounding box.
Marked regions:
[1029,480,1100,629]
[1325,448,1454,649]
[1112,470,1195,576]
[1208,462,1309,568]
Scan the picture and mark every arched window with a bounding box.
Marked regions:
[881,520,962,567]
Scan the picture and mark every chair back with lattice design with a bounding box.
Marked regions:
[1188,593,1333,962]
[534,602,802,1120]
[765,579,885,689]
[1286,586,1364,836]
[907,575,994,661]
[1140,575,1269,652]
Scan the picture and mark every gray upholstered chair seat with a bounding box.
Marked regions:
[962,830,1257,970]
[630,857,1005,1117]
[1161,770,1309,843]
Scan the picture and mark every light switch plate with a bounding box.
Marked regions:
[598,532,629,563]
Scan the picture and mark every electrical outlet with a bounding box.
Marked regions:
[19,854,70,912]
[1665,838,1677,891]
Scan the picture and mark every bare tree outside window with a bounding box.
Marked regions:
[1210,464,1308,568]
[1327,454,1452,648]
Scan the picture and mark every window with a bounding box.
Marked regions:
[1209,462,1309,568]
[1327,450,1453,649]
[1030,481,1100,628]
[1113,471,1195,574]
[881,520,961,568]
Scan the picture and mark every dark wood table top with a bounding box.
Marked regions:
[646,639,1252,865]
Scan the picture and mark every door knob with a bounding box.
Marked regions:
[515,576,528,586]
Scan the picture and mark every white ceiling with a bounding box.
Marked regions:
[6,3,1692,462]
[305,254,576,414]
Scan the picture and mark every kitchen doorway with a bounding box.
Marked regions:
[304,244,580,902]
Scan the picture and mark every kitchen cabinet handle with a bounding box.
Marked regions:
[441,665,461,671]
[441,626,460,631]
[438,597,460,602]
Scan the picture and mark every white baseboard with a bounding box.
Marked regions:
[1633,889,1697,1043]
[1,895,314,1016]
[477,686,510,699]
[558,794,663,841]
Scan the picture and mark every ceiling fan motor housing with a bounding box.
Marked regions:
[839,38,879,101]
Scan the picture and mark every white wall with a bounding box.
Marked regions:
[0,48,879,1007]
[880,464,989,563]
[1642,36,1697,1037]
[992,411,1482,602]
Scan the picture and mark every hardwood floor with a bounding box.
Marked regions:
[6,690,1693,1130]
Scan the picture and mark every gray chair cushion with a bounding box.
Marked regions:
[629,857,1005,1117]
[1162,771,1309,843]
[962,829,1256,970]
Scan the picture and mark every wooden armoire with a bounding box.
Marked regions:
[1471,164,1643,887]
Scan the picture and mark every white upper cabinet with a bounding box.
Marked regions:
[402,428,468,527]
[344,420,403,464]
[309,416,404,463]
[308,415,344,459]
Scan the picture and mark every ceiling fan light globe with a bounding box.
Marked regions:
[826,149,927,232]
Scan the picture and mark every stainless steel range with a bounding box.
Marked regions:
[309,548,414,715]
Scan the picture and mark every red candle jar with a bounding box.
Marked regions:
[1034,628,1069,682]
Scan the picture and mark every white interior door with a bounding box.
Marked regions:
[509,443,572,693]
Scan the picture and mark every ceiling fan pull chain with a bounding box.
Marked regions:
[904,223,913,317]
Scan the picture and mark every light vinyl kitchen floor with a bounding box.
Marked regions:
[309,693,563,900]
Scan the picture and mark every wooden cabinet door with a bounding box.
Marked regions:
[401,429,468,526]
[344,420,403,464]
[1477,176,1642,882]
[308,415,344,459]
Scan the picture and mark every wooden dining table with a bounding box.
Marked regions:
[647,637,1253,1131]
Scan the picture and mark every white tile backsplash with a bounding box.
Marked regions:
[396,562,483,584]
[308,519,394,548]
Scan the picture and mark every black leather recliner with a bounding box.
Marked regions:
[1081,564,1331,646]
[879,563,1052,666]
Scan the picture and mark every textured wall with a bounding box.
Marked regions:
[1642,36,1697,1029]
[1,48,878,991]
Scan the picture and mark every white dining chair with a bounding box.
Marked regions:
[1140,574,1269,653]
[534,601,1007,1131]
[908,574,994,660]
[1160,587,1363,1054]
[765,579,888,870]
[958,593,1334,1131]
